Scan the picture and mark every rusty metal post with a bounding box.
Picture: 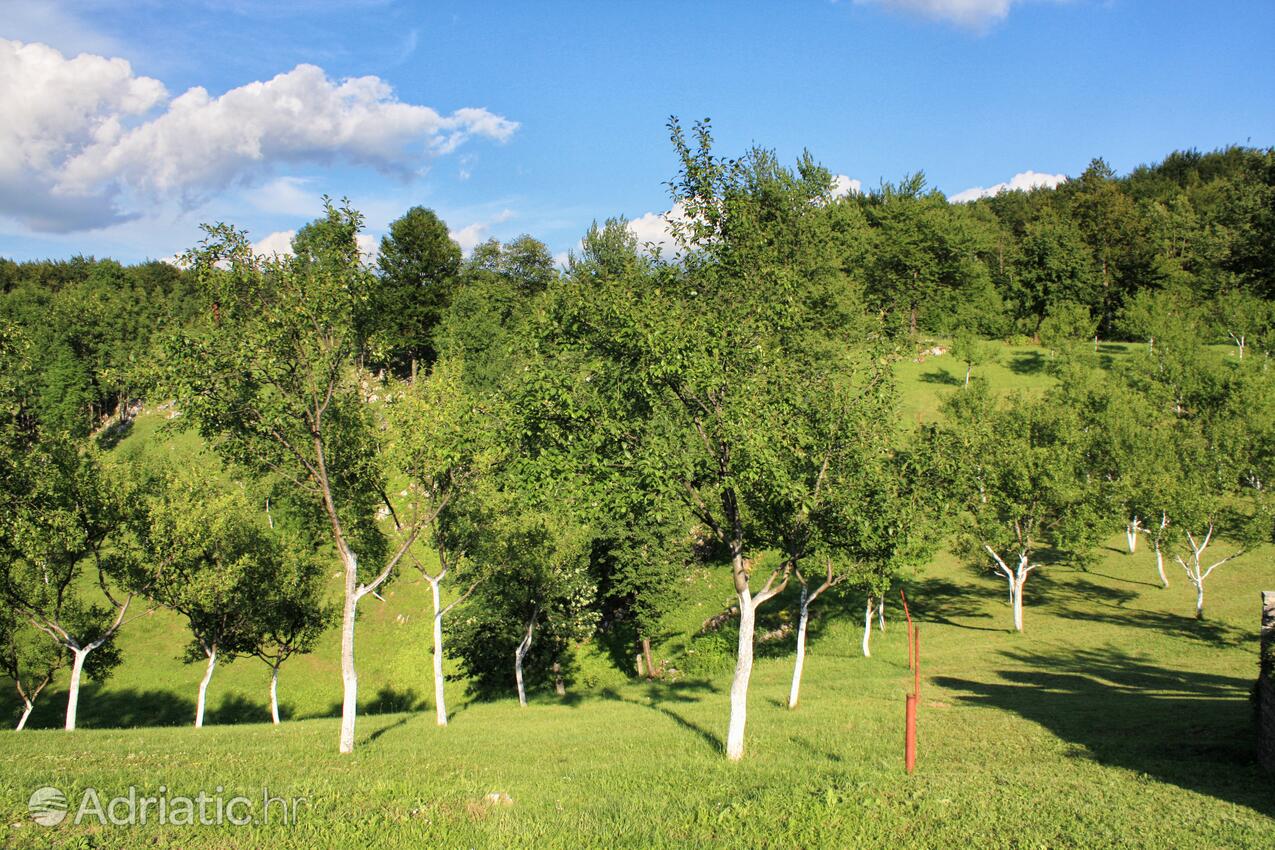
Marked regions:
[905,694,917,774]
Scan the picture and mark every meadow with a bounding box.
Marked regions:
[1,343,1271,849]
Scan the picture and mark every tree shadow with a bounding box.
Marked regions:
[206,693,271,726]
[311,685,425,720]
[935,647,1273,817]
[919,368,962,386]
[906,576,1000,631]
[365,714,411,745]
[3,686,197,730]
[1007,350,1047,375]
[599,679,722,753]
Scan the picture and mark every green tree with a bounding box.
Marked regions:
[373,206,463,378]
[160,200,451,753]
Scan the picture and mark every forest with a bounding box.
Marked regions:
[1,121,1272,782]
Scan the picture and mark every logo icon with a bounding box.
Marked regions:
[28,786,68,827]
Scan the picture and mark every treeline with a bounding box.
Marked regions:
[0,123,1272,760]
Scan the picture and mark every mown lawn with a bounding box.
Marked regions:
[2,536,1271,849]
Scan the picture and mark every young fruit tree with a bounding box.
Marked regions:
[451,496,596,706]
[161,201,452,753]
[139,467,302,727]
[386,357,495,726]
[936,384,1105,632]
[556,120,889,759]
[250,549,331,725]
[0,607,67,730]
[0,436,135,730]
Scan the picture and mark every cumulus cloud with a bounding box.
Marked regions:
[250,228,379,261]
[948,170,1068,203]
[854,0,1027,28]
[0,38,519,233]
[831,174,862,198]
[449,208,516,254]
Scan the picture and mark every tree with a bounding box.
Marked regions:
[386,357,494,726]
[451,496,596,705]
[250,547,331,725]
[139,467,298,728]
[373,206,463,378]
[936,384,1105,631]
[0,438,134,729]
[0,607,66,730]
[161,200,451,753]
[950,327,998,387]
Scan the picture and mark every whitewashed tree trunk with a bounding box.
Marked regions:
[987,546,1035,633]
[1174,524,1243,622]
[64,647,89,731]
[553,661,566,696]
[1012,576,1025,632]
[725,586,755,761]
[964,364,972,387]
[269,661,281,725]
[1154,513,1169,588]
[194,645,217,728]
[1125,516,1140,554]
[878,600,885,632]
[861,596,875,657]
[429,577,448,726]
[16,699,34,731]
[787,585,809,709]
[515,608,536,708]
[338,550,359,754]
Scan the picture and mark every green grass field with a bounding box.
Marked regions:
[1,343,1271,849]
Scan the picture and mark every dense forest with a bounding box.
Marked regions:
[1,126,1272,760]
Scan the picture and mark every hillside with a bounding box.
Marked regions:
[1,341,1270,848]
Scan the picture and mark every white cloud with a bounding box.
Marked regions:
[831,174,862,198]
[627,202,688,256]
[0,38,519,233]
[948,170,1067,203]
[854,0,1026,28]
[251,229,297,256]
[449,208,516,254]
[247,176,324,217]
[250,228,379,261]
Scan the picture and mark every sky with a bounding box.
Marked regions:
[1,0,1272,266]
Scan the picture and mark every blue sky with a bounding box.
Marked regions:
[1,0,1272,264]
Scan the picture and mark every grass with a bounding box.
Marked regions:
[1,342,1272,848]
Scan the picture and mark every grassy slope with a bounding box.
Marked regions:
[1,342,1272,848]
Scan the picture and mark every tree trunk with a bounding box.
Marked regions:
[788,584,810,709]
[725,586,756,761]
[339,550,359,754]
[1126,517,1139,554]
[1012,576,1025,632]
[862,595,874,657]
[515,609,535,708]
[964,365,972,387]
[1195,584,1205,620]
[195,645,217,728]
[641,637,655,680]
[1154,541,1168,588]
[16,698,33,731]
[429,578,448,726]
[878,598,886,632]
[270,661,281,725]
[553,661,566,696]
[65,647,89,731]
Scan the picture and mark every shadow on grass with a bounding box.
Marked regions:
[5,686,198,730]
[310,685,426,720]
[935,647,1272,817]
[907,576,1001,632]
[919,368,962,386]
[1008,350,1047,375]
[600,679,722,754]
